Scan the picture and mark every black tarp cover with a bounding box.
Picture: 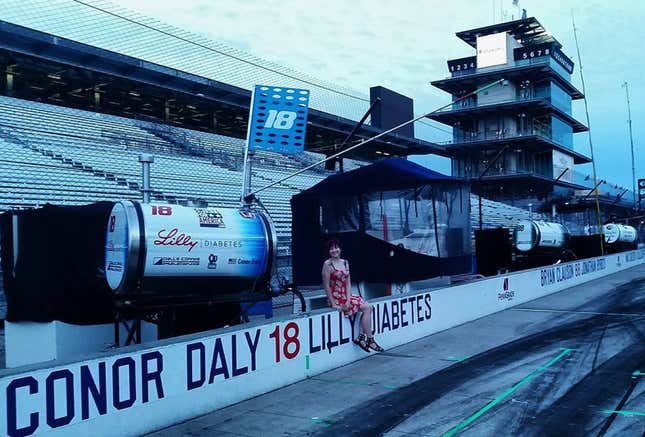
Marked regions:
[0,203,115,324]
[299,157,454,196]
[291,158,472,285]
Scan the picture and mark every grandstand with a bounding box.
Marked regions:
[0,94,528,244]
[0,95,330,252]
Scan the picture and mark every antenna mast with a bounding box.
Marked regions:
[571,11,604,255]
[622,81,637,209]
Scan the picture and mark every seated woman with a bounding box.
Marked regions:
[321,238,383,353]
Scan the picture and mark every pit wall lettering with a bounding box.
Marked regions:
[1,249,643,436]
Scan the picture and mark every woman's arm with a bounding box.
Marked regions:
[322,261,338,308]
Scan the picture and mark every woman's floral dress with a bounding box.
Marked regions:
[328,260,364,316]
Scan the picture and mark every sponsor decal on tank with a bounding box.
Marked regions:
[236,258,260,265]
[207,254,218,270]
[106,261,123,272]
[226,258,260,265]
[153,228,199,252]
[152,257,200,266]
[201,239,242,249]
[195,208,225,228]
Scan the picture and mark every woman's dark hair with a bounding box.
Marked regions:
[325,238,342,250]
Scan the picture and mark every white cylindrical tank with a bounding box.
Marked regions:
[602,223,637,245]
[104,201,276,294]
[514,220,570,252]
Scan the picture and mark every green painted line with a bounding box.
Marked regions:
[312,377,401,390]
[445,356,470,362]
[305,355,310,370]
[442,348,573,437]
[602,409,645,417]
[310,417,337,426]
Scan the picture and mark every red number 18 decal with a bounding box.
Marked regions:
[151,206,172,216]
[268,322,300,362]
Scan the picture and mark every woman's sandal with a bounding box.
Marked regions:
[353,333,371,353]
[367,337,384,352]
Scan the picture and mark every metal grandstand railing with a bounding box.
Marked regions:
[0,0,453,144]
[0,0,369,122]
[573,170,636,206]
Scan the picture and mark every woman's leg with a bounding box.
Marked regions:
[359,302,372,335]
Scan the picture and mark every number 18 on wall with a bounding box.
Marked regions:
[269,322,300,362]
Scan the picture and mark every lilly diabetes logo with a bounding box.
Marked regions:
[201,239,242,249]
[208,254,218,270]
[153,228,199,252]
[497,277,515,302]
[195,208,225,228]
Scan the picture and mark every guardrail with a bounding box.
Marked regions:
[439,129,553,145]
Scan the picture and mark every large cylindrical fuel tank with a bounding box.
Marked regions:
[602,223,637,245]
[104,201,276,294]
[514,220,570,252]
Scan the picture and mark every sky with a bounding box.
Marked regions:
[106,0,643,192]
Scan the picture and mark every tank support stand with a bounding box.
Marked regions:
[115,312,142,346]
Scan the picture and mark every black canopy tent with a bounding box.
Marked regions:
[0,202,116,324]
[291,158,472,286]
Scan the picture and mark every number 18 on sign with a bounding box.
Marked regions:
[247,85,310,155]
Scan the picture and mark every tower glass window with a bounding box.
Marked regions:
[550,83,572,115]
[551,116,573,149]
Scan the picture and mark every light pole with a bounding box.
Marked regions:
[622,82,636,209]
[139,154,154,203]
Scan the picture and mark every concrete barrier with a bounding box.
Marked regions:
[1,248,644,436]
